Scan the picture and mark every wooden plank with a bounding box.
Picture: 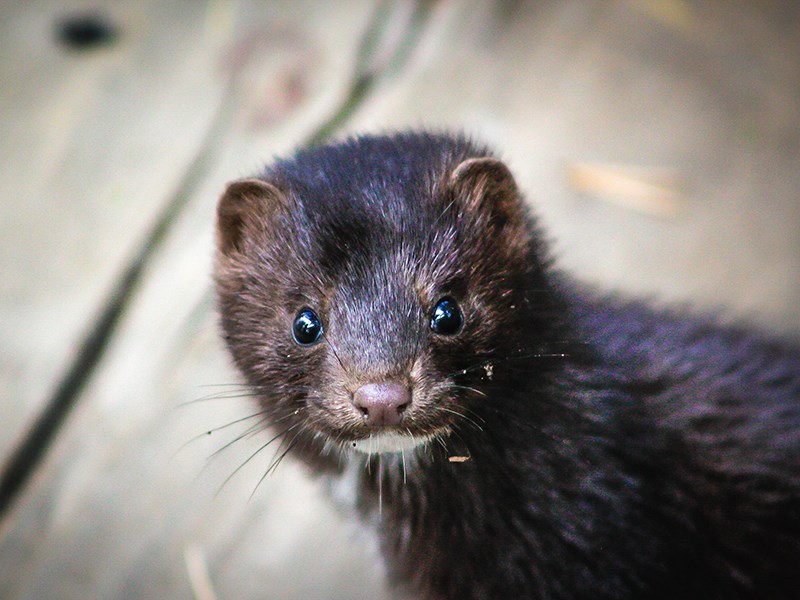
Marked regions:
[0,0,231,460]
[2,1,799,599]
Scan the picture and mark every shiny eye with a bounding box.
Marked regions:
[430,297,462,335]
[292,307,324,346]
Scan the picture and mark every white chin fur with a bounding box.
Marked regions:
[350,431,434,454]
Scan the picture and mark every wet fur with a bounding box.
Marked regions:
[214,132,800,599]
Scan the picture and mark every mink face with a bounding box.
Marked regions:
[214,133,558,458]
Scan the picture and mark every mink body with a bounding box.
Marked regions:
[214,132,800,599]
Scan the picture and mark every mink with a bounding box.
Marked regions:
[213,132,800,599]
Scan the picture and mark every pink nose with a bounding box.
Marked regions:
[352,383,411,427]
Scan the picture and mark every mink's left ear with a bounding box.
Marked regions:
[448,157,525,232]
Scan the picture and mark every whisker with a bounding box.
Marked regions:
[445,351,572,380]
[444,427,472,459]
[208,419,271,460]
[215,421,302,495]
[179,384,321,408]
[176,393,258,408]
[449,384,487,398]
[436,406,485,433]
[177,392,268,409]
[208,409,300,460]
[249,440,299,501]
[266,430,303,476]
[176,410,271,455]
[196,383,274,390]
[378,454,384,518]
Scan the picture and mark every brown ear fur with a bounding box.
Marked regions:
[216,178,286,257]
[448,157,524,230]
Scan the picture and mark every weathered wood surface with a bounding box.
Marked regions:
[0,0,226,461]
[1,1,798,598]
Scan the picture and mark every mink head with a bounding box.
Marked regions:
[214,132,557,457]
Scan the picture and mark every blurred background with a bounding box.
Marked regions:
[1,1,798,598]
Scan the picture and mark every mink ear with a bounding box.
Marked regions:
[448,157,524,230]
[216,178,286,257]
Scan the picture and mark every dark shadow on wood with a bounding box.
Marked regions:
[0,89,236,522]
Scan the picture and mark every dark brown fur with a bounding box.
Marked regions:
[214,132,800,599]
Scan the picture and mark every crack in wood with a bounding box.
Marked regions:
[305,0,433,146]
[0,88,237,521]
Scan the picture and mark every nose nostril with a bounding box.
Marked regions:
[352,382,412,427]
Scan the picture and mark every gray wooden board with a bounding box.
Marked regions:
[0,0,230,459]
[1,0,799,598]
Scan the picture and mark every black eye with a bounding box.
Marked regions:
[292,307,324,346]
[430,297,462,336]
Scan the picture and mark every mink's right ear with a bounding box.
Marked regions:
[216,178,287,257]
